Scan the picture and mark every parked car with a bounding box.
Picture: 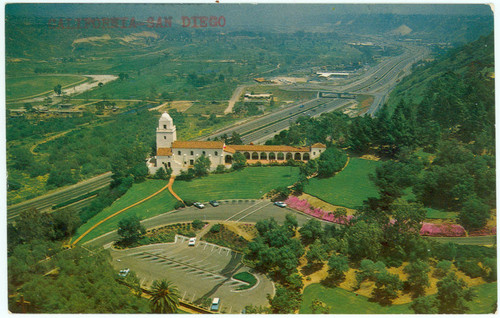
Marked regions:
[211,298,220,311]
[118,268,130,277]
[188,238,196,246]
[209,200,220,207]
[193,202,205,209]
[274,201,287,208]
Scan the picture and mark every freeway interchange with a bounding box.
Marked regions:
[204,44,429,144]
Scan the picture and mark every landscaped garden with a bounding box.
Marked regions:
[305,158,381,208]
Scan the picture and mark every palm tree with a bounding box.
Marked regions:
[149,280,180,313]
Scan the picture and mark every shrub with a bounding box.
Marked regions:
[174,201,185,209]
[455,259,484,278]
[192,219,205,230]
[183,199,195,207]
[210,224,222,233]
[433,260,452,278]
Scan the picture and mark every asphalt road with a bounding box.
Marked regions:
[7,171,113,220]
[85,200,330,248]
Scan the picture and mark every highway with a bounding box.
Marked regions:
[7,172,113,221]
[203,44,428,144]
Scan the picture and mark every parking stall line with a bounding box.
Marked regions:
[235,202,272,222]
[224,201,264,222]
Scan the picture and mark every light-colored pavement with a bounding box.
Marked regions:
[111,235,274,314]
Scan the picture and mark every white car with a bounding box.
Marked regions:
[193,202,205,209]
[118,268,130,277]
[188,238,196,246]
[274,201,287,208]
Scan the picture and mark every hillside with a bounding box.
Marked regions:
[387,32,494,109]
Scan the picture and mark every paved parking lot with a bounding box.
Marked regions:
[110,235,274,313]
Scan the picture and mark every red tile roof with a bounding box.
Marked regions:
[223,146,236,154]
[171,141,225,149]
[228,144,310,153]
[157,148,172,156]
[311,143,327,148]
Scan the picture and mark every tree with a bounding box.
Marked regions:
[371,271,402,306]
[228,131,243,145]
[354,259,386,290]
[149,280,180,313]
[317,147,347,178]
[24,103,34,113]
[193,155,211,177]
[433,260,452,278]
[436,272,475,314]
[410,296,438,314]
[306,239,327,268]
[324,254,349,286]
[458,196,490,231]
[118,72,129,81]
[403,260,430,298]
[232,152,246,170]
[117,216,145,246]
[11,147,34,170]
[283,213,298,236]
[310,299,330,314]
[269,286,301,314]
[345,221,383,261]
[192,219,205,230]
[54,84,62,96]
[154,167,170,180]
[298,219,324,245]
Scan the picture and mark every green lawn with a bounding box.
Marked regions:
[425,208,458,219]
[468,282,497,314]
[300,284,411,314]
[300,283,497,314]
[73,179,177,244]
[173,166,299,201]
[305,158,381,208]
[6,75,87,100]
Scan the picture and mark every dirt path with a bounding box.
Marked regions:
[224,84,248,114]
[167,176,183,202]
[71,177,173,246]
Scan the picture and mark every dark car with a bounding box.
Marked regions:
[209,200,220,207]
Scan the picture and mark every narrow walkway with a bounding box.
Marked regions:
[167,176,183,202]
[71,176,175,246]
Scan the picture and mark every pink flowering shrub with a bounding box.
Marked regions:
[419,223,466,237]
[284,196,353,225]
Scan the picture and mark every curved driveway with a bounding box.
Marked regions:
[85,200,321,248]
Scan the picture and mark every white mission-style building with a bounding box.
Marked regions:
[147,112,326,175]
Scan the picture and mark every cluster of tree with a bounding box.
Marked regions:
[186,72,224,87]
[8,208,150,313]
[233,102,264,116]
[7,112,95,142]
[246,215,304,313]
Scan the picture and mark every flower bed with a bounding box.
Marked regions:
[284,196,353,225]
[419,223,466,237]
[285,196,468,237]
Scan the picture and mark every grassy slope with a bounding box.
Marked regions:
[6,75,86,100]
[300,284,411,314]
[173,166,299,202]
[74,166,299,244]
[73,179,176,243]
[300,282,497,314]
[305,158,381,208]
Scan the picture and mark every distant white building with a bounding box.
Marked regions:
[148,112,326,175]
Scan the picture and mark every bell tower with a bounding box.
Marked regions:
[156,112,177,149]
